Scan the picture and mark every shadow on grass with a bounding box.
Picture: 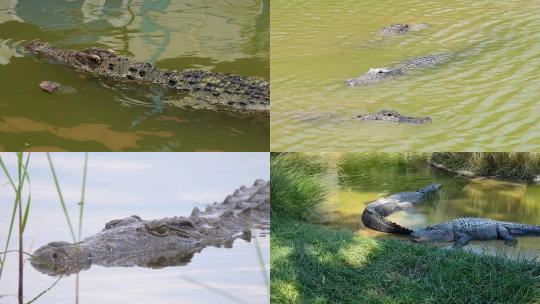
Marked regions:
[270,215,540,304]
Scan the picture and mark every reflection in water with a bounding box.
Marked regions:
[0,116,174,150]
[9,0,267,63]
[320,154,540,258]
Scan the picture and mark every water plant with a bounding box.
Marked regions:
[0,152,89,304]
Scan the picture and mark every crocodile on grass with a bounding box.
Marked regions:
[380,23,429,35]
[346,54,450,86]
[356,110,432,124]
[361,184,442,234]
[30,179,269,276]
[411,217,540,248]
[24,41,269,113]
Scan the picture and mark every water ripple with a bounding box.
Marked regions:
[271,0,540,151]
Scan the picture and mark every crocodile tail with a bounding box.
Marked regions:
[506,223,540,236]
[361,209,412,235]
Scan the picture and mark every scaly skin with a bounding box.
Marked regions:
[24,41,269,113]
[362,184,442,234]
[30,179,269,276]
[380,23,429,35]
[346,54,450,86]
[356,110,432,124]
[411,217,540,248]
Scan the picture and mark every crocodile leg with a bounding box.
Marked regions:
[453,233,471,248]
[497,226,518,246]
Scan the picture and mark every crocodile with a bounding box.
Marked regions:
[30,179,269,276]
[356,110,432,124]
[346,54,450,86]
[380,23,429,35]
[361,184,442,234]
[24,41,269,113]
[411,217,540,248]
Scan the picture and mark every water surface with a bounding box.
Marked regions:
[319,154,540,259]
[271,0,540,151]
[0,152,270,303]
[0,1,269,151]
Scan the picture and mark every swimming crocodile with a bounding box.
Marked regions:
[361,184,442,234]
[356,110,432,124]
[24,41,269,113]
[411,217,540,248]
[346,54,450,86]
[380,23,429,35]
[30,179,269,276]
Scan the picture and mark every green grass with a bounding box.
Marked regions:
[270,153,332,221]
[271,215,540,304]
[431,153,540,181]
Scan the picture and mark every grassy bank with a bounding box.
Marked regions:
[271,216,540,304]
[431,153,540,181]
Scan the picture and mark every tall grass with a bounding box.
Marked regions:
[46,152,89,304]
[431,152,540,180]
[270,153,334,221]
[0,153,32,304]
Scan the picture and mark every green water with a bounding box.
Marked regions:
[319,154,540,258]
[0,1,269,151]
[270,0,540,151]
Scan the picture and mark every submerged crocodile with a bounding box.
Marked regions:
[361,184,442,234]
[411,217,540,248]
[380,23,429,35]
[357,110,432,124]
[346,54,450,86]
[30,179,269,276]
[24,41,269,112]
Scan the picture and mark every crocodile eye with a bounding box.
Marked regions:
[426,226,433,230]
[52,253,58,259]
[155,225,168,235]
[386,113,393,116]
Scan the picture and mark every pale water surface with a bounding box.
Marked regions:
[271,0,540,151]
[0,152,270,303]
[319,154,540,259]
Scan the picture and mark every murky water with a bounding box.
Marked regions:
[318,154,540,258]
[0,153,270,303]
[0,1,269,151]
[270,0,540,151]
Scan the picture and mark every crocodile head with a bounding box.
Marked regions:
[24,40,50,52]
[24,40,117,72]
[30,215,203,275]
[381,23,430,35]
[418,183,442,194]
[356,110,432,124]
[410,224,453,243]
[346,67,402,86]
